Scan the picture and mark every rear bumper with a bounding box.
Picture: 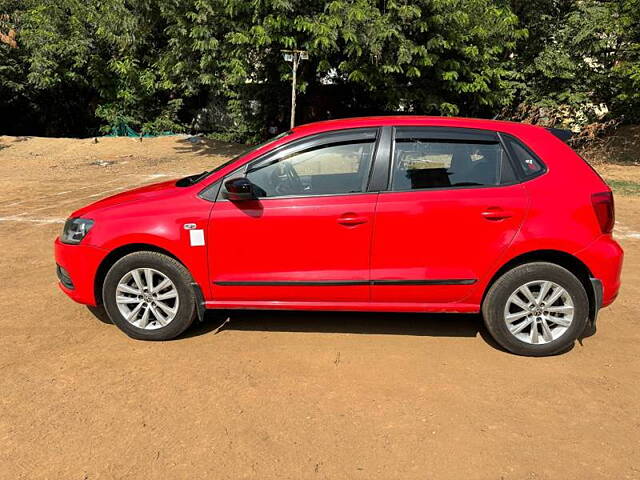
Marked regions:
[576,235,623,308]
[54,237,108,306]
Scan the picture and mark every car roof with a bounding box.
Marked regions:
[291,115,545,137]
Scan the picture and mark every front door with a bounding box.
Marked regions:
[370,126,529,305]
[208,128,380,304]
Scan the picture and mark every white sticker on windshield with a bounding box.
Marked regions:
[189,229,205,247]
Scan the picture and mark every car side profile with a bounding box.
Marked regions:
[54,116,623,356]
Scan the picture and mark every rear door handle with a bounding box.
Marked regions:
[481,207,514,221]
[337,213,368,226]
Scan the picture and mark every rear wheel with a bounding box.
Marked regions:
[482,262,589,356]
[102,251,196,340]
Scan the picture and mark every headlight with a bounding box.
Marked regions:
[61,218,94,245]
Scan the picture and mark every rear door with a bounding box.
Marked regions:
[208,128,380,304]
[370,127,529,305]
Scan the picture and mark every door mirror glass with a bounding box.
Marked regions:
[223,177,257,201]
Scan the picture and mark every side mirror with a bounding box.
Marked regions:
[223,177,257,201]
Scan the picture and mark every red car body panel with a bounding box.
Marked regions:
[370,184,529,304]
[65,182,214,305]
[55,238,107,305]
[54,116,623,315]
[208,193,377,302]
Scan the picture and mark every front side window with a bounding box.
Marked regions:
[245,138,376,198]
[391,133,515,191]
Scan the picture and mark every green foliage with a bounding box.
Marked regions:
[508,0,640,127]
[1,0,639,139]
[610,0,640,122]
[142,99,186,136]
[605,179,640,196]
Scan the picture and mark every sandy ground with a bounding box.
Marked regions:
[1,135,639,479]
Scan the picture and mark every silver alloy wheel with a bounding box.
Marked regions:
[503,280,574,345]
[115,268,179,330]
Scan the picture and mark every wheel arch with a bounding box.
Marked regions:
[93,243,186,306]
[482,249,596,321]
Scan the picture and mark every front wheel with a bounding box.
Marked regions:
[102,251,196,340]
[482,262,589,356]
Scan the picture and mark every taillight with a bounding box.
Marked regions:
[591,191,615,233]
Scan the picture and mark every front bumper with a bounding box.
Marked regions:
[54,237,108,306]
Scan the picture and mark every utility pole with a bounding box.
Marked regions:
[282,49,308,128]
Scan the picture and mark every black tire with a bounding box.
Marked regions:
[86,305,112,324]
[482,262,589,357]
[102,251,196,340]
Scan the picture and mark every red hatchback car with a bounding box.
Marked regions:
[55,116,623,356]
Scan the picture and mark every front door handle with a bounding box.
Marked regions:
[337,213,368,226]
[481,207,514,221]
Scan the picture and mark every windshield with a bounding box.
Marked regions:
[176,130,293,187]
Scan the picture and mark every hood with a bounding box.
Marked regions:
[71,179,180,217]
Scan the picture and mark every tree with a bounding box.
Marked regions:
[610,0,640,122]
[1,0,638,139]
[0,13,17,48]
[167,0,525,140]
[508,0,639,127]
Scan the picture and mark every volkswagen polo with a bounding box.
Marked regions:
[54,116,623,356]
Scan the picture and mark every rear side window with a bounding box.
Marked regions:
[503,135,545,178]
[391,129,516,191]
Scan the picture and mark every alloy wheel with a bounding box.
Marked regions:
[115,268,179,330]
[503,280,575,345]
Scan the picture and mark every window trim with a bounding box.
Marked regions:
[387,126,520,193]
[215,127,381,201]
[198,179,222,202]
[394,126,499,143]
[367,126,392,192]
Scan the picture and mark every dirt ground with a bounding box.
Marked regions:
[1,134,639,479]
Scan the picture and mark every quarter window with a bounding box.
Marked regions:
[245,138,376,197]
[504,136,545,178]
[391,135,515,191]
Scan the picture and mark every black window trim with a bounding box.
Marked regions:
[496,132,521,182]
[198,179,222,202]
[214,127,383,202]
[394,126,500,143]
[367,126,392,192]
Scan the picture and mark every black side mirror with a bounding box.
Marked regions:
[223,177,257,201]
